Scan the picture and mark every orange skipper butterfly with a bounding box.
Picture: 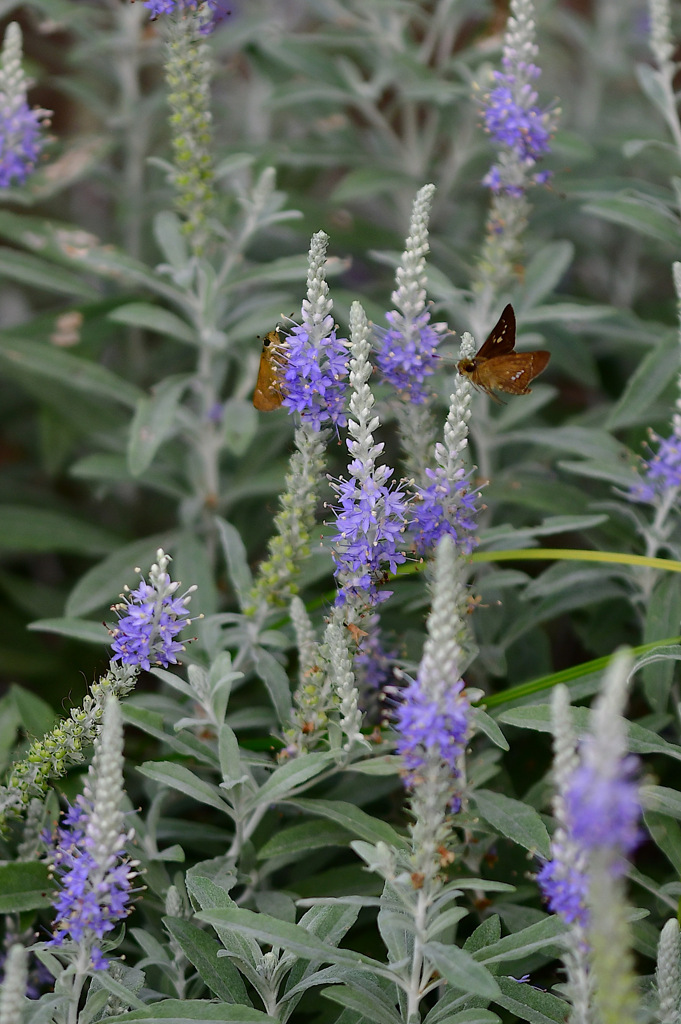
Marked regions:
[457,304,549,401]
[252,329,288,412]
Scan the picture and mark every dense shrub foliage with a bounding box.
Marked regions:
[1,2,681,1023]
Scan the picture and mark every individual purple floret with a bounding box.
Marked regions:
[396,675,469,792]
[110,550,195,671]
[376,310,444,404]
[410,466,479,556]
[282,318,349,431]
[47,800,136,968]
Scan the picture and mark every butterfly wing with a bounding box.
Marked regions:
[475,350,550,395]
[474,303,517,360]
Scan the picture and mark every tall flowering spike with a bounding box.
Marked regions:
[410,331,480,557]
[246,422,328,612]
[0,23,50,189]
[0,944,27,1024]
[395,536,471,888]
[630,261,681,505]
[110,549,196,671]
[163,8,215,251]
[248,235,345,613]
[328,301,409,616]
[657,919,681,1024]
[475,0,558,295]
[48,698,137,970]
[376,185,445,482]
[565,655,641,868]
[282,231,349,431]
[539,653,641,1024]
[376,184,445,405]
[481,0,556,197]
[325,611,367,752]
[283,596,331,755]
[536,686,592,1023]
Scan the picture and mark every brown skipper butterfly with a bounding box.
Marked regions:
[456,304,549,401]
[252,329,288,412]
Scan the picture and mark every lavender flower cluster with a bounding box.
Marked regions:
[142,0,232,27]
[481,0,556,195]
[410,466,479,557]
[47,801,136,970]
[395,674,469,794]
[330,469,409,607]
[282,319,349,431]
[538,684,641,928]
[376,310,444,405]
[110,552,196,671]
[630,419,681,503]
[0,23,49,189]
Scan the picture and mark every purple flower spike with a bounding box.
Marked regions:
[330,471,409,608]
[537,665,641,935]
[410,466,479,556]
[483,81,551,164]
[142,0,233,32]
[110,550,195,671]
[376,310,444,404]
[395,675,469,793]
[328,301,409,612]
[0,100,46,187]
[47,700,137,970]
[536,846,590,928]
[393,536,472,843]
[282,319,349,431]
[565,746,641,868]
[0,24,50,189]
[282,230,349,431]
[630,425,681,503]
[480,0,557,195]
